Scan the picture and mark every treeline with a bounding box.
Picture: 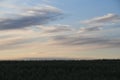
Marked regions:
[0,60,120,80]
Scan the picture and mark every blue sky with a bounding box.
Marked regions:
[48,0,120,26]
[0,0,120,60]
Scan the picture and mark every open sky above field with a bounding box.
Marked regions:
[0,0,120,60]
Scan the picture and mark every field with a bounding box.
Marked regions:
[0,60,120,80]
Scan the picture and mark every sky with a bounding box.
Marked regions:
[0,0,120,60]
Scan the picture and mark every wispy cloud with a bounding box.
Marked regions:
[0,5,62,30]
[0,12,120,51]
[39,24,72,33]
[79,13,120,32]
[81,13,120,25]
[50,33,120,49]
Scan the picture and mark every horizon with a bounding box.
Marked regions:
[1,58,120,61]
[0,0,120,60]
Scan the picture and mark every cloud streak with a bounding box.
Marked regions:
[79,13,120,32]
[0,5,62,30]
[81,13,120,25]
[39,24,72,33]
[51,33,120,49]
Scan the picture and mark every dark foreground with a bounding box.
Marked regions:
[0,60,120,80]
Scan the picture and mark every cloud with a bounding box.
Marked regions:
[81,13,120,25]
[39,24,72,33]
[50,33,120,49]
[0,29,41,50]
[79,26,102,32]
[79,13,120,32]
[0,24,73,50]
[0,5,62,30]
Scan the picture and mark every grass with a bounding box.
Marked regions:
[0,60,120,80]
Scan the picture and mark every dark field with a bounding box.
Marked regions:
[0,60,120,80]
